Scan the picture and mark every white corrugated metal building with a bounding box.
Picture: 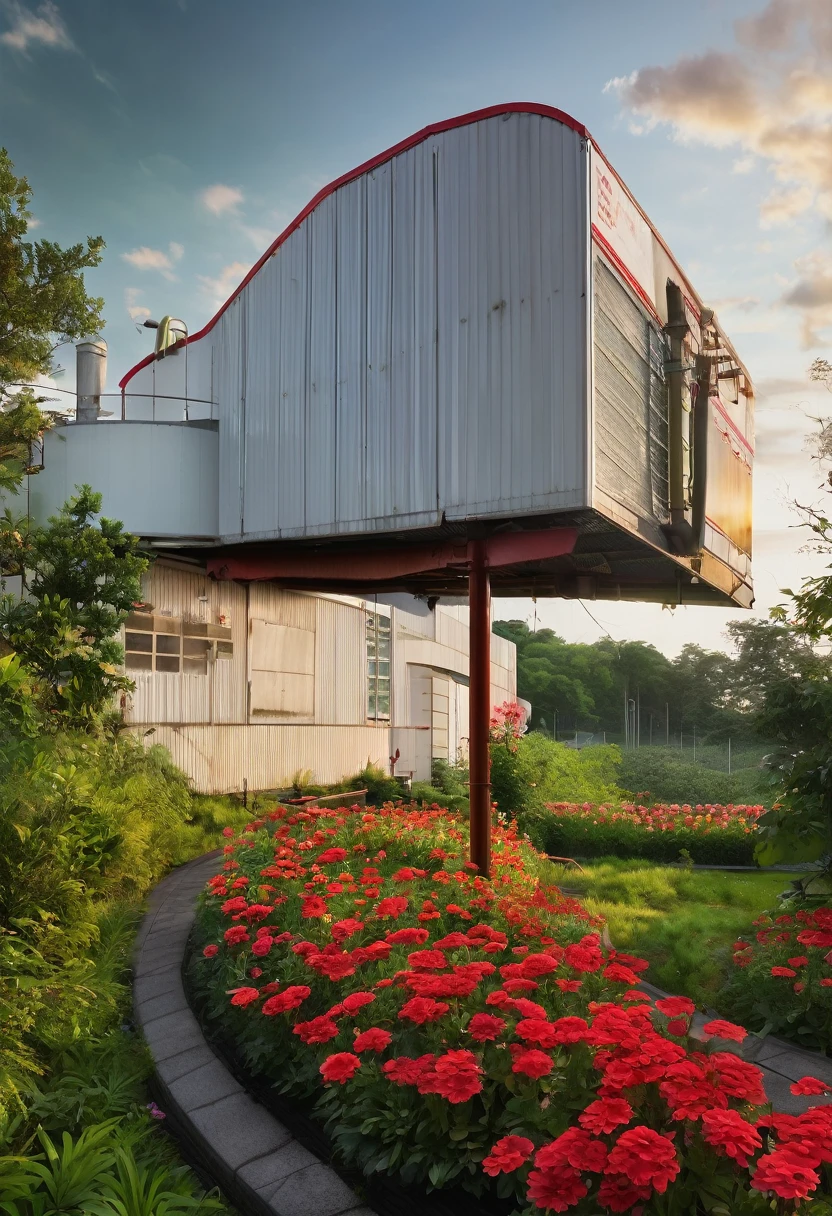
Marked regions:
[120,559,515,794]
[23,102,755,793]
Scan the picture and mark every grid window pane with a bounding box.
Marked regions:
[366,611,391,721]
[155,654,180,673]
[125,651,152,671]
[155,634,181,655]
[125,631,152,652]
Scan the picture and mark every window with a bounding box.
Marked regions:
[123,613,233,675]
[366,612,391,721]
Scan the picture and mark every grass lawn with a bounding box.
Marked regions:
[545,857,804,1007]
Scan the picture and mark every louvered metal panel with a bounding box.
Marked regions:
[593,258,669,523]
[216,300,245,536]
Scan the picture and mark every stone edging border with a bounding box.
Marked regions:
[133,852,377,1216]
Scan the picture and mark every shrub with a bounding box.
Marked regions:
[188,801,832,1213]
[490,733,622,818]
[719,905,832,1053]
[523,802,762,865]
[618,747,767,806]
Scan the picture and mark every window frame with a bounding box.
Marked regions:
[366,610,391,722]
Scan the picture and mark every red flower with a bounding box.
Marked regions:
[564,941,603,973]
[386,927,429,945]
[788,955,809,967]
[597,1174,652,1213]
[429,1049,483,1104]
[482,1135,534,1176]
[550,1016,590,1044]
[293,1016,340,1044]
[578,1097,633,1135]
[382,1055,434,1086]
[375,896,408,918]
[771,966,797,977]
[790,1076,830,1096]
[202,944,219,958]
[320,1052,361,1084]
[229,987,260,1007]
[467,1013,506,1042]
[604,963,638,985]
[261,985,311,1015]
[221,896,249,914]
[301,896,328,918]
[710,1053,768,1105]
[536,1127,608,1173]
[332,917,364,942]
[556,979,582,993]
[353,1027,392,1053]
[315,847,348,865]
[752,1149,819,1200]
[526,1166,587,1213]
[308,952,357,981]
[407,948,447,970]
[666,1018,689,1036]
[606,1126,680,1194]
[223,925,250,945]
[701,1018,747,1043]
[699,1109,761,1169]
[341,991,376,1014]
[655,996,695,1017]
[251,936,273,957]
[398,996,449,1024]
[511,1049,554,1079]
[520,952,559,977]
[515,1018,559,1048]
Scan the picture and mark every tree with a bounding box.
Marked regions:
[0,148,104,492]
[0,486,148,726]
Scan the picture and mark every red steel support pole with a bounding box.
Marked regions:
[468,541,491,879]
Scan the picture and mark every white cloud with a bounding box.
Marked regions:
[759,185,814,227]
[0,0,73,51]
[197,261,249,307]
[200,184,244,216]
[26,215,41,229]
[238,223,276,250]
[781,249,832,348]
[121,242,183,281]
[124,287,151,322]
[606,5,832,226]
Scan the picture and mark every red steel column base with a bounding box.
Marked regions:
[468,542,491,879]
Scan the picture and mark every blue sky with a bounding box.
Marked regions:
[3,0,831,655]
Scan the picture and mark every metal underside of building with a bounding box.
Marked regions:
[187,508,751,608]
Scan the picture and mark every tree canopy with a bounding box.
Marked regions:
[493,617,821,744]
[0,147,104,492]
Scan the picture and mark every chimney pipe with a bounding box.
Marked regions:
[75,336,107,422]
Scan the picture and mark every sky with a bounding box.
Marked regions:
[2,0,832,657]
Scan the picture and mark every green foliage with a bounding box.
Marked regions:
[545,859,800,1007]
[617,747,767,807]
[344,762,404,807]
[0,486,149,726]
[753,671,832,895]
[493,617,814,747]
[0,147,104,494]
[525,807,758,865]
[489,732,621,819]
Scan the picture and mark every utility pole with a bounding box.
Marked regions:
[624,684,629,748]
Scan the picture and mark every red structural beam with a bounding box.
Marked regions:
[207,527,578,583]
[468,542,492,878]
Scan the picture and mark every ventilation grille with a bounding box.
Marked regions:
[593,258,669,524]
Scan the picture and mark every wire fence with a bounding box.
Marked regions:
[545,728,767,774]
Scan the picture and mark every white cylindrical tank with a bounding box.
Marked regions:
[76,336,107,421]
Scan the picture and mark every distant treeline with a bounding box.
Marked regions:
[492,618,824,746]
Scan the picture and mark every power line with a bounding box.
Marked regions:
[578,599,617,643]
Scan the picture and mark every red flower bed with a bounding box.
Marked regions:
[189,802,831,1212]
[546,800,763,834]
[721,907,832,1053]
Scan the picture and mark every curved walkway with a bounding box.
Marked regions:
[134,854,832,1216]
[133,852,377,1216]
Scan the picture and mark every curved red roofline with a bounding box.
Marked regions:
[119,102,590,390]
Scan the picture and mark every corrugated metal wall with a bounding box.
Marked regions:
[140,723,400,794]
[125,567,516,791]
[210,112,587,543]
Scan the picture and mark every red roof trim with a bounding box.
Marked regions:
[119,102,589,390]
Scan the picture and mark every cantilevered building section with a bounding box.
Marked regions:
[27,104,754,816]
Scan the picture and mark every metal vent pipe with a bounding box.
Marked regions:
[76,336,107,422]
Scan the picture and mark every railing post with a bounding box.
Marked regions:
[468,541,491,879]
